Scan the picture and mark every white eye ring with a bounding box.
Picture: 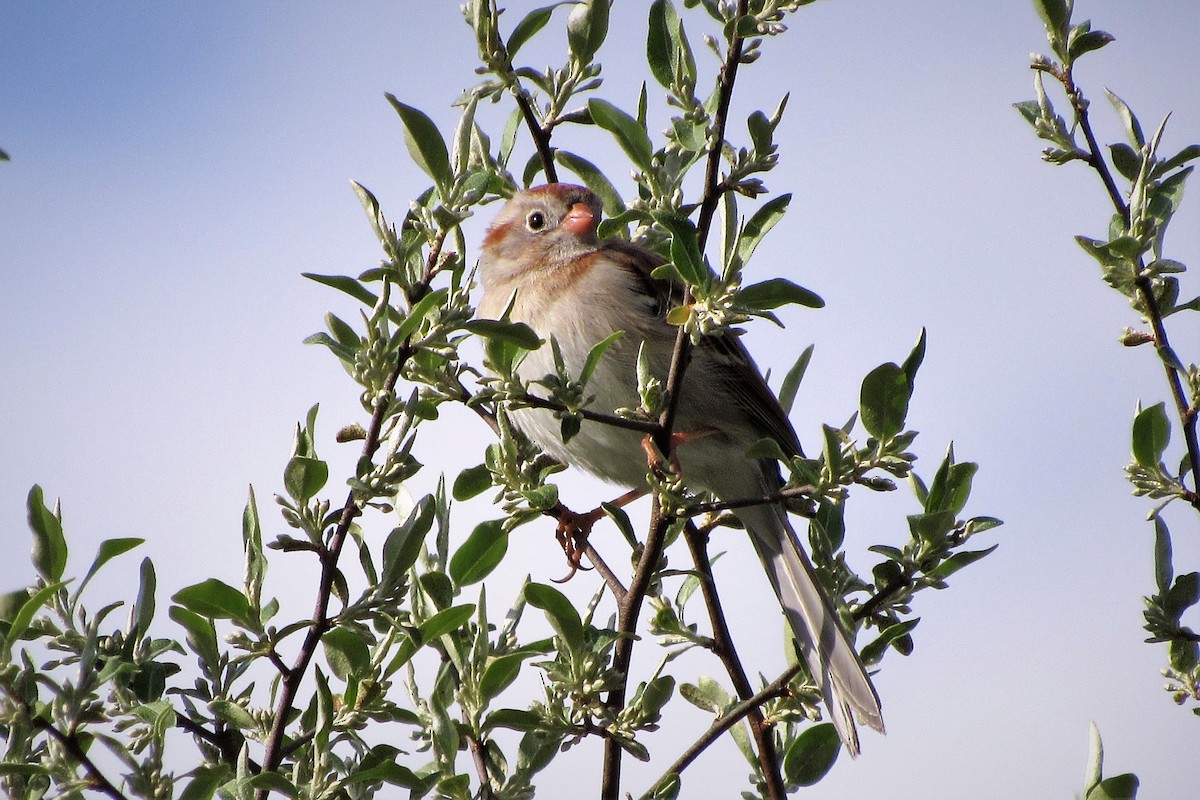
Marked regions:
[526,210,547,231]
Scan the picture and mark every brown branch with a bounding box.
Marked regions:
[638,665,799,800]
[601,4,753,797]
[683,522,786,800]
[33,717,130,800]
[685,485,817,516]
[256,232,450,796]
[514,393,661,435]
[1054,65,1200,509]
[175,715,260,773]
[466,728,497,800]
[516,91,559,183]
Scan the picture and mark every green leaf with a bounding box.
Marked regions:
[178,764,232,800]
[395,288,449,342]
[925,545,999,581]
[420,604,476,641]
[172,579,252,626]
[343,759,423,789]
[566,0,609,64]
[646,0,677,89]
[1,581,68,659]
[859,618,920,664]
[507,3,570,57]
[1032,0,1070,40]
[859,363,909,440]
[654,212,706,288]
[737,193,791,266]
[464,318,544,350]
[381,497,436,591]
[1086,774,1140,800]
[778,344,813,415]
[284,456,328,504]
[1068,29,1114,61]
[323,626,372,680]
[588,98,653,171]
[1169,638,1199,672]
[302,274,399,324]
[1153,515,1173,594]
[453,464,493,501]
[242,487,265,608]
[485,708,543,732]
[208,699,257,731]
[480,652,535,700]
[1105,90,1145,148]
[28,485,67,582]
[1108,143,1140,181]
[901,328,926,387]
[170,606,220,666]
[525,582,583,652]
[554,151,627,217]
[580,331,624,386]
[131,557,157,642]
[782,722,841,787]
[246,772,299,798]
[1156,144,1200,175]
[925,455,977,517]
[449,520,509,586]
[1131,402,1170,467]
[76,537,144,600]
[679,675,730,713]
[386,95,452,191]
[737,278,823,311]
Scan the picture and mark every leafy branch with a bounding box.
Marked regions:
[1019,0,1200,714]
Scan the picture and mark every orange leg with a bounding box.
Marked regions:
[552,487,646,583]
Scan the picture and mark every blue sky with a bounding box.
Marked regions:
[3,2,1199,797]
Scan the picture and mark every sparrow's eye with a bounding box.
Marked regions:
[526,210,546,232]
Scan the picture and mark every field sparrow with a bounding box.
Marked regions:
[477,183,884,754]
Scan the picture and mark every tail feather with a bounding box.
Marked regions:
[738,501,884,756]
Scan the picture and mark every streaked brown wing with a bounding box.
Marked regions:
[602,238,804,460]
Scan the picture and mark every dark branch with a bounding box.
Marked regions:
[683,523,786,800]
[256,230,450,795]
[1053,64,1200,509]
[639,665,799,800]
[513,393,661,435]
[602,3,753,796]
[33,717,130,800]
[516,91,559,183]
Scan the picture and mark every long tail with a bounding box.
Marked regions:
[738,500,884,756]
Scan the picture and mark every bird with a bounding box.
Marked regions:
[476,183,884,755]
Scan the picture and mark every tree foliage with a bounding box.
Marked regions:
[0,2,1002,799]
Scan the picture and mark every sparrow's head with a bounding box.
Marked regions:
[479,184,603,290]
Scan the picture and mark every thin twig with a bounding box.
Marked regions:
[683,522,786,800]
[466,728,497,800]
[1054,65,1200,509]
[601,4,752,796]
[33,718,130,800]
[685,485,817,516]
[175,715,261,772]
[516,91,559,183]
[256,232,450,794]
[639,665,799,800]
[514,393,661,434]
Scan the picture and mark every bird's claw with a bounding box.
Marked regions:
[552,507,599,583]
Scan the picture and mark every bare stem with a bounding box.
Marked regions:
[256,232,449,794]
[513,393,661,435]
[34,718,130,800]
[1055,64,1200,509]
[516,91,559,183]
[684,522,785,800]
[639,666,798,800]
[601,3,752,796]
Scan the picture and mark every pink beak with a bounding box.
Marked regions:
[560,202,595,235]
